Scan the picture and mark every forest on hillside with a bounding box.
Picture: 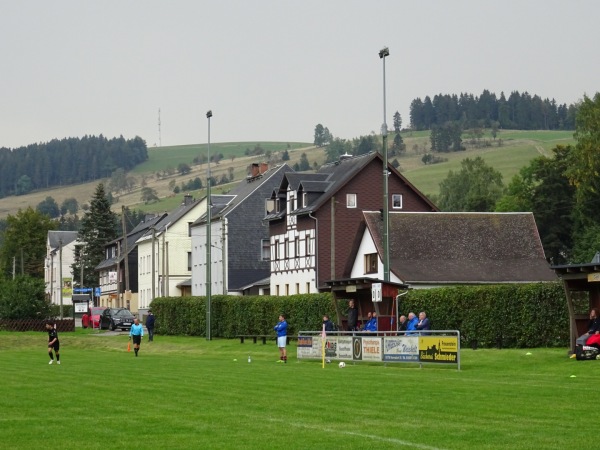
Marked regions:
[0,135,148,198]
[409,90,578,131]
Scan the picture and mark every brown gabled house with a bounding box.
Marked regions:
[264,152,437,296]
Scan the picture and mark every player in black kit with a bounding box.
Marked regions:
[46,322,60,365]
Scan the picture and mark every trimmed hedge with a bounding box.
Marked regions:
[49,305,73,318]
[150,294,336,338]
[149,283,569,348]
[400,282,569,348]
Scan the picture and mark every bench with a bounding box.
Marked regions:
[237,335,294,345]
[238,335,271,344]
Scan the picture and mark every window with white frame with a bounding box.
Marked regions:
[392,194,403,209]
[261,239,270,261]
[187,252,192,271]
[346,193,357,208]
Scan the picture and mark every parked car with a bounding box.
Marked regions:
[100,308,135,331]
[89,306,106,329]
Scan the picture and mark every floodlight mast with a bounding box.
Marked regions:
[379,47,390,282]
[206,110,212,340]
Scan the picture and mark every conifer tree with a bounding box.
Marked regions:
[72,183,118,288]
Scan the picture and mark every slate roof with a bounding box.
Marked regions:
[265,152,436,221]
[192,164,293,225]
[153,198,202,234]
[96,213,167,270]
[363,211,557,284]
[48,231,78,250]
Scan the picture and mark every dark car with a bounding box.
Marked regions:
[100,308,135,331]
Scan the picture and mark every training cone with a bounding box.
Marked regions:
[127,341,131,352]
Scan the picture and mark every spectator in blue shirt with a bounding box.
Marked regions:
[274,314,288,363]
[362,312,377,332]
[406,312,418,335]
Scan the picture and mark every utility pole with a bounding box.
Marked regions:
[162,231,166,296]
[151,227,156,300]
[80,247,84,297]
[59,239,63,319]
[116,241,121,307]
[122,206,130,295]
[165,241,169,296]
[50,253,54,305]
[206,110,213,340]
[379,46,391,282]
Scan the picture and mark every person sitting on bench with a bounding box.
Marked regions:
[362,312,377,332]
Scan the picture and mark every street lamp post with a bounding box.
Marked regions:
[379,46,390,282]
[206,110,212,341]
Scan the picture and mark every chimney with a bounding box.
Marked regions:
[249,163,260,178]
[248,162,268,179]
[182,194,193,206]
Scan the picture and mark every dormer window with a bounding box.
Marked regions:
[302,192,308,208]
[346,193,357,208]
[266,198,280,214]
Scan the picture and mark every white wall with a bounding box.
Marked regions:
[191,219,226,296]
[44,239,78,306]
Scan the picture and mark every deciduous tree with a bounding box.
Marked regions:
[37,196,60,218]
[437,157,504,212]
[0,207,56,279]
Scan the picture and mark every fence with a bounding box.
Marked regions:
[0,319,75,332]
[297,330,461,370]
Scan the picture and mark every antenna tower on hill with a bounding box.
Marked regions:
[158,108,162,147]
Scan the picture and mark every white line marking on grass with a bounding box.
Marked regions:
[267,417,447,450]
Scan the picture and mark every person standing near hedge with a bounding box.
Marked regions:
[146,310,155,342]
[274,314,288,363]
[46,322,60,365]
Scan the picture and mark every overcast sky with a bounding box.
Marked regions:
[1,1,598,149]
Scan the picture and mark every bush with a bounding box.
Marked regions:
[0,276,50,320]
[399,282,568,348]
[49,304,73,318]
[150,294,335,337]
[149,284,568,349]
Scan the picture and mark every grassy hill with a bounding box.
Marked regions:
[0,130,576,218]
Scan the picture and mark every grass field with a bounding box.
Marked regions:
[0,330,594,449]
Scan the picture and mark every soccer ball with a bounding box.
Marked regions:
[326,359,331,364]
[338,361,346,368]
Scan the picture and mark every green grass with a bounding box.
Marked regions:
[134,141,312,174]
[402,130,576,197]
[0,330,594,449]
